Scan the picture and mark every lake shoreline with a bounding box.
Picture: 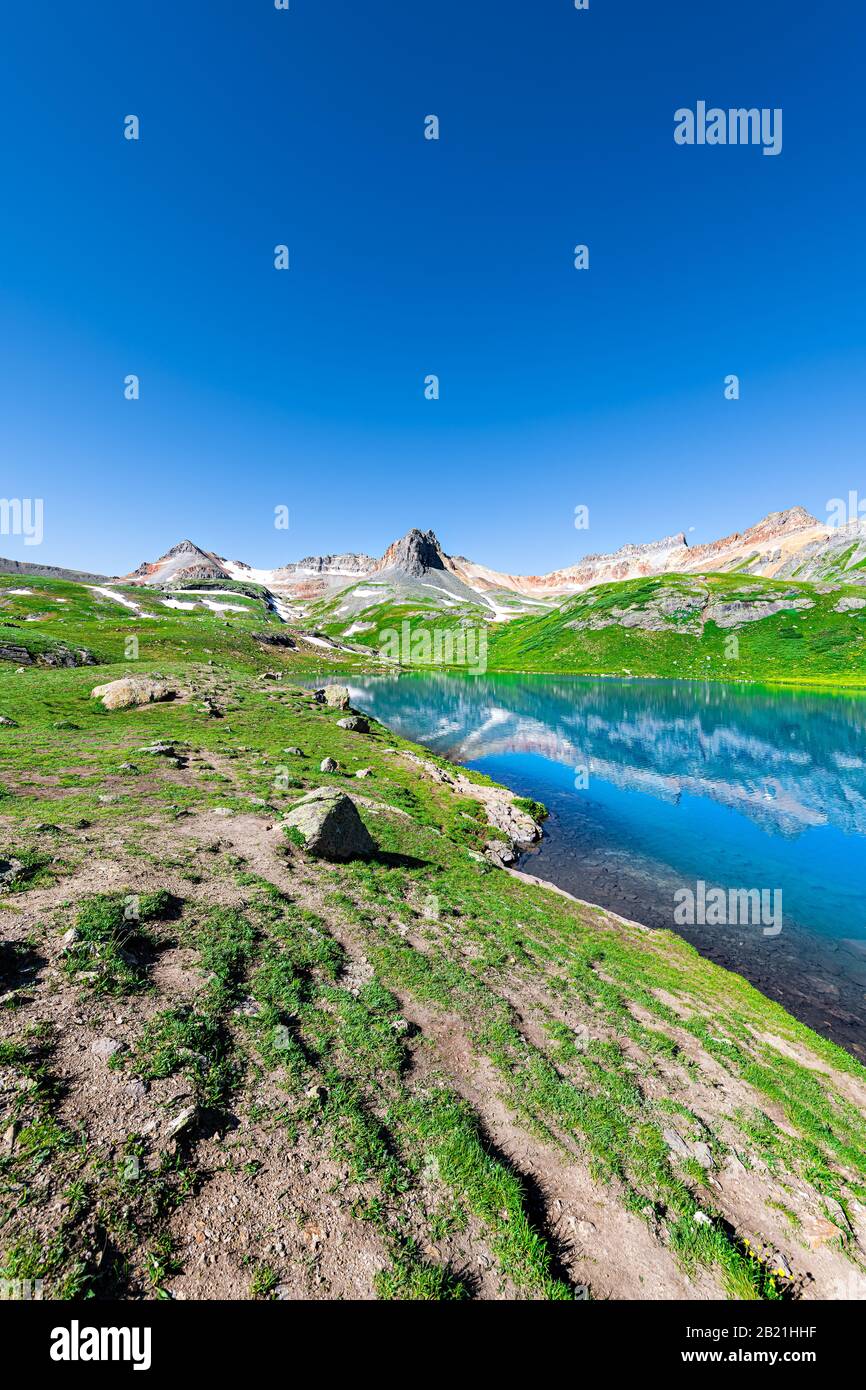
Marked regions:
[513,835,866,1062]
[345,670,866,1062]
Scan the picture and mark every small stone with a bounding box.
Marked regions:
[283,747,304,757]
[0,858,24,891]
[694,1211,713,1227]
[125,1079,148,1101]
[91,1037,123,1059]
[213,807,234,817]
[165,1105,197,1139]
[233,998,262,1018]
[0,717,19,727]
[693,1141,714,1168]
[662,1127,691,1158]
[355,768,373,778]
[320,757,338,773]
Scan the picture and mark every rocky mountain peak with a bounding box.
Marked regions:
[377,528,448,577]
[741,508,819,543]
[164,540,209,558]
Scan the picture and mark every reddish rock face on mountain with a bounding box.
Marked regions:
[126,540,232,586]
[376,528,448,577]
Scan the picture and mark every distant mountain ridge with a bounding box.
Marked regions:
[6,505,858,606]
[0,556,110,584]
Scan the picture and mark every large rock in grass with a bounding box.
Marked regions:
[283,787,375,862]
[320,685,350,710]
[337,715,369,733]
[91,677,176,711]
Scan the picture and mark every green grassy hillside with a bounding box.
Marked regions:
[308,587,488,647]
[488,573,866,686]
[5,570,866,688]
[0,576,365,674]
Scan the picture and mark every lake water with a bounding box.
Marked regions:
[344,673,866,1057]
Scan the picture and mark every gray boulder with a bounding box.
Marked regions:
[322,685,350,709]
[283,787,375,862]
[92,677,176,710]
[337,715,369,733]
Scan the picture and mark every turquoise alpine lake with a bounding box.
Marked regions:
[344,672,866,1055]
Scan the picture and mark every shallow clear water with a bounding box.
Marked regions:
[344,673,866,1054]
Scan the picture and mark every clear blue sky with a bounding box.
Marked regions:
[1,1,864,576]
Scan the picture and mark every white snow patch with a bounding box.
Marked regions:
[418,583,462,607]
[271,597,293,623]
[200,599,249,614]
[90,586,141,613]
[223,562,277,586]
